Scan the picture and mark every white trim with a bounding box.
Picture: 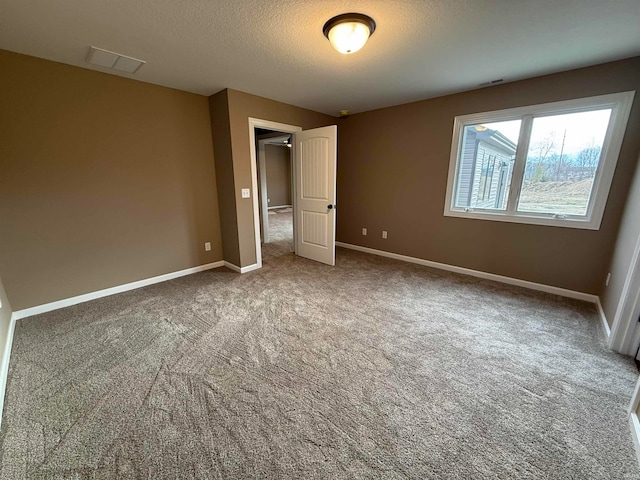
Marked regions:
[629,376,640,466]
[248,118,301,264]
[248,121,263,270]
[609,231,640,355]
[596,297,611,338]
[249,118,303,134]
[630,413,640,467]
[268,205,293,210]
[0,313,17,429]
[12,261,225,321]
[336,242,597,303]
[443,91,635,230]
[258,139,269,244]
[240,263,261,274]
[224,261,260,274]
[443,209,605,230]
[224,261,242,273]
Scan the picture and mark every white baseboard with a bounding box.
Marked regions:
[596,297,611,338]
[12,261,225,321]
[268,205,292,210]
[224,262,261,274]
[336,241,598,303]
[224,261,242,273]
[240,263,261,273]
[0,314,17,429]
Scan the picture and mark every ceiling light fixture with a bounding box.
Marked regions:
[323,13,376,54]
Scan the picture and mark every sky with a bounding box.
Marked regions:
[481,108,611,156]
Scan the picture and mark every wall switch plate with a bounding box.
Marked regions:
[605,272,611,287]
[382,231,388,239]
[241,188,251,198]
[205,242,211,252]
[362,228,367,236]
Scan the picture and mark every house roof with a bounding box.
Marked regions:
[0,0,638,116]
[475,129,517,155]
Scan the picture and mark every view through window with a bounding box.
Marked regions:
[518,109,611,216]
[445,92,634,229]
[455,120,520,211]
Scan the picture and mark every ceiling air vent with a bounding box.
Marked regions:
[86,46,145,73]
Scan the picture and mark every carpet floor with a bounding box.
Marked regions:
[1,211,639,479]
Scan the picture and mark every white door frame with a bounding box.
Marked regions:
[609,233,640,355]
[258,139,269,244]
[248,118,302,264]
[628,376,640,465]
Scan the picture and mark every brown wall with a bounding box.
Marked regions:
[0,50,223,310]
[209,90,240,266]
[337,57,640,294]
[265,144,292,207]
[225,89,334,267]
[601,151,640,327]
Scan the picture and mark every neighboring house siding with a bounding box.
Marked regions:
[455,127,516,210]
[456,130,478,206]
[472,141,513,209]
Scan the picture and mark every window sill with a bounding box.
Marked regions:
[443,208,600,230]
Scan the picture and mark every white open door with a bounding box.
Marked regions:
[294,125,337,266]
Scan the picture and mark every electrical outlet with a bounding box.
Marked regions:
[382,231,388,239]
[605,272,611,287]
[205,242,211,252]
[241,188,250,199]
[362,228,367,236]
[268,198,271,203]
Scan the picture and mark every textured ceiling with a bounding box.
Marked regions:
[0,0,639,115]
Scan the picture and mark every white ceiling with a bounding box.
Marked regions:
[1,0,639,116]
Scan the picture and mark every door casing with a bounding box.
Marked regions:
[248,118,302,269]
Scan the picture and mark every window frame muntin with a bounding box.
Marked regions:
[443,91,635,230]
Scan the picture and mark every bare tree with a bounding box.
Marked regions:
[529,131,556,182]
[575,141,602,180]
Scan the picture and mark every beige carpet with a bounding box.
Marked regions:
[266,208,294,245]
[0,211,639,478]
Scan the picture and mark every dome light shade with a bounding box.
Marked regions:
[323,13,376,54]
[328,22,369,54]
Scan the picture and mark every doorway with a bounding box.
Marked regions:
[255,129,294,254]
[248,119,302,268]
[248,118,338,268]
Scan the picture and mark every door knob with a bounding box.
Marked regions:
[327,204,336,210]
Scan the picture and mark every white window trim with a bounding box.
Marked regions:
[444,91,635,230]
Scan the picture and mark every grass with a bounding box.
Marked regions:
[517,178,593,215]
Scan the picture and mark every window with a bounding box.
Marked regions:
[444,91,635,230]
